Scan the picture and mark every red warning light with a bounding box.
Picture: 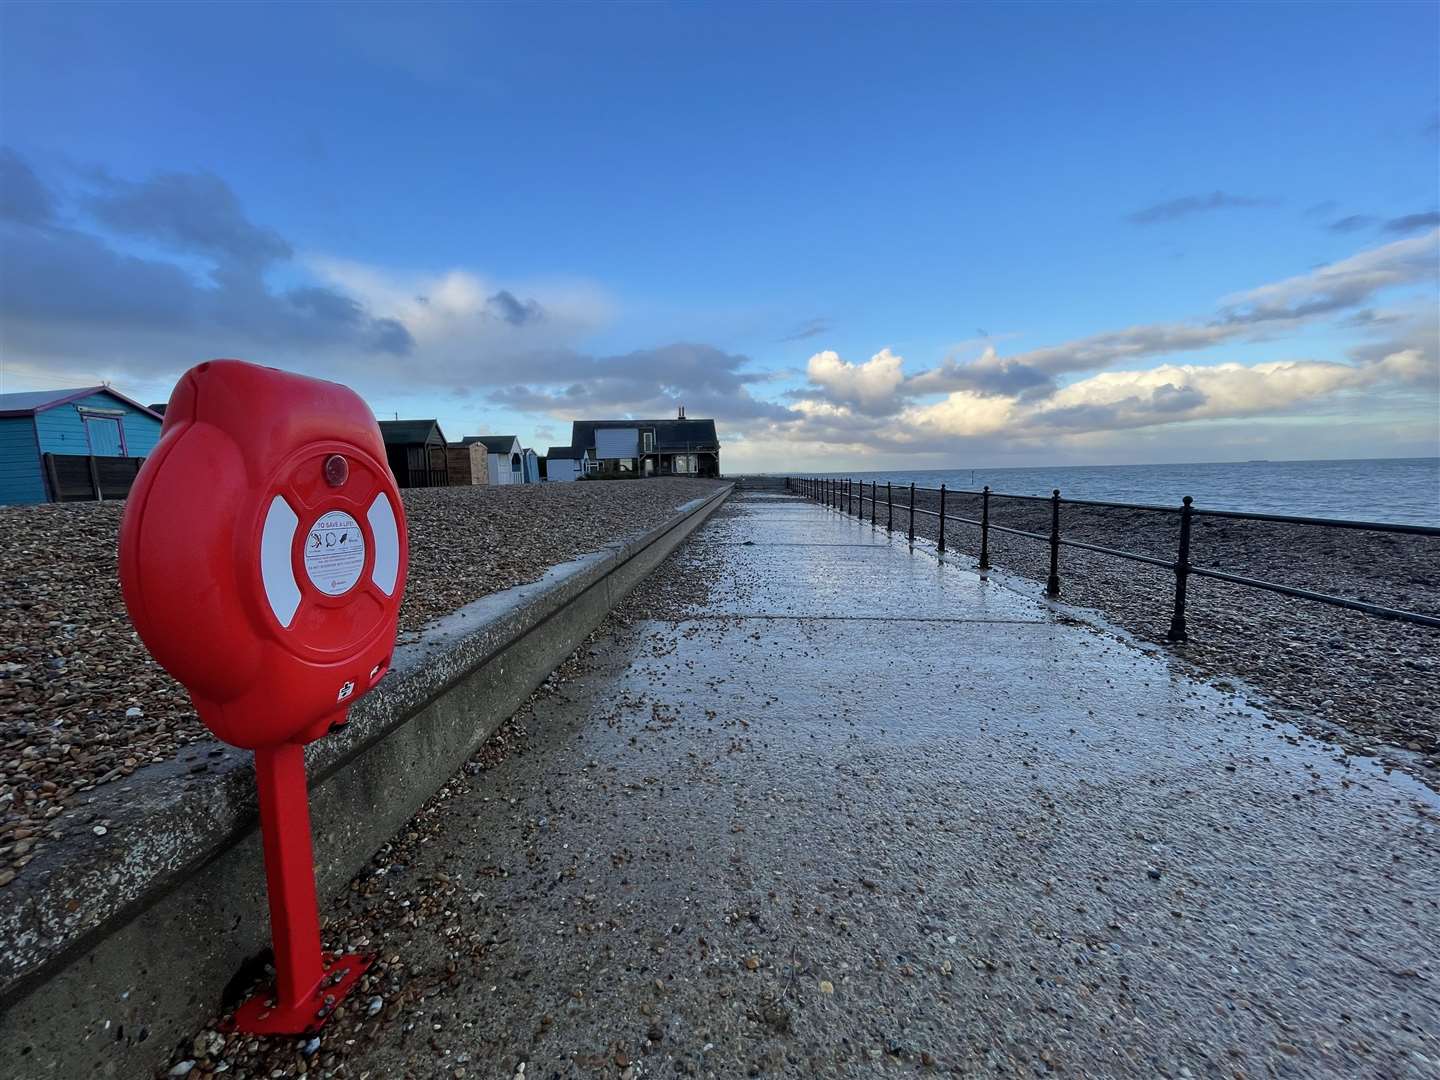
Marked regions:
[324,453,349,487]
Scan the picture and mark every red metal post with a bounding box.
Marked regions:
[255,743,325,1007]
[229,742,372,1034]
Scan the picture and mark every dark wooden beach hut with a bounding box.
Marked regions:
[379,418,450,488]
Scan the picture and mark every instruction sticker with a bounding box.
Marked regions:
[304,511,366,596]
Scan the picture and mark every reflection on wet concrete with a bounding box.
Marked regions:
[350,491,1439,1079]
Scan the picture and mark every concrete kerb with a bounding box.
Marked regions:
[0,483,733,1078]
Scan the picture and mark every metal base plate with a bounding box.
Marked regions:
[225,952,373,1035]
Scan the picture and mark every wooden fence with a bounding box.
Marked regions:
[42,453,145,502]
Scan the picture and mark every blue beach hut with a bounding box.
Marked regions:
[0,385,164,504]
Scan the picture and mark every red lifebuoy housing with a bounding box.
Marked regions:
[118,359,408,1034]
[119,358,407,748]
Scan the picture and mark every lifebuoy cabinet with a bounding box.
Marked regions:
[119,359,408,1034]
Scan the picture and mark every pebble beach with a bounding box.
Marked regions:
[0,479,722,887]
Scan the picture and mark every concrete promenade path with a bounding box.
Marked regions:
[324,490,1439,1080]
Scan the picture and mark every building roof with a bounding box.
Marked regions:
[378,418,446,445]
[570,418,719,454]
[474,435,520,454]
[0,385,164,421]
[546,445,580,459]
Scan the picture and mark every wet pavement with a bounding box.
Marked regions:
[231,491,1439,1079]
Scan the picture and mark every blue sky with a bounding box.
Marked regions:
[1,1,1436,470]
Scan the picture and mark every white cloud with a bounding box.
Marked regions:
[804,348,906,413]
[776,230,1440,456]
[901,390,1014,437]
[1221,229,1439,322]
[1036,360,1368,429]
[306,256,613,374]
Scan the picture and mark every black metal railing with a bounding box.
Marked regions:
[783,476,1440,639]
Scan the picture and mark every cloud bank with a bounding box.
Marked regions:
[2,149,1435,468]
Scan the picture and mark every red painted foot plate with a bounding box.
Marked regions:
[226,952,374,1035]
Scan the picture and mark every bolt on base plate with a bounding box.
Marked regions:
[225,952,374,1036]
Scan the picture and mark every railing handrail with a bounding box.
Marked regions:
[784,475,1440,634]
[811,478,1439,536]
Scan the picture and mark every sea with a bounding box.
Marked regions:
[800,457,1440,527]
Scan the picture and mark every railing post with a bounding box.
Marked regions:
[1046,489,1061,597]
[887,482,893,531]
[978,485,991,573]
[938,483,946,553]
[1167,495,1193,642]
[908,483,915,545]
[870,481,877,526]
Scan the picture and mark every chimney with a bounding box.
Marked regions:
[677,404,686,420]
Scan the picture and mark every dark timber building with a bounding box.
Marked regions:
[568,407,720,478]
[379,419,450,488]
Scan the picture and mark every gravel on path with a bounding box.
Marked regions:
[836,483,1440,776]
[0,479,722,887]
